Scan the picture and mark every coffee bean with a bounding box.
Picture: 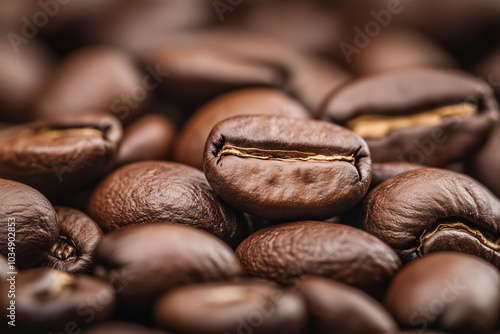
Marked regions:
[204,115,371,221]
[116,113,176,166]
[236,221,401,298]
[385,252,500,334]
[93,224,242,315]
[42,206,103,275]
[322,68,498,166]
[297,276,398,334]
[0,112,122,198]
[83,322,170,334]
[0,255,9,281]
[88,161,247,246]
[33,47,149,123]
[0,268,115,333]
[0,178,58,268]
[154,279,307,334]
[359,168,500,265]
[173,88,310,170]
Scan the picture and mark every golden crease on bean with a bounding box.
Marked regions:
[217,145,356,164]
[347,102,478,139]
[417,222,500,255]
[40,271,76,299]
[50,235,77,261]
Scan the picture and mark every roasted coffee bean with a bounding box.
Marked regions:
[322,68,498,166]
[0,268,115,333]
[348,28,456,75]
[148,45,285,111]
[88,161,247,246]
[82,322,171,334]
[467,122,500,198]
[297,276,398,334]
[385,252,500,334]
[204,115,371,221]
[236,221,401,298]
[0,112,122,198]
[116,113,176,166]
[173,88,310,170]
[359,168,500,265]
[93,224,242,315]
[33,47,149,123]
[0,179,58,268]
[371,162,424,188]
[154,279,307,334]
[42,207,103,275]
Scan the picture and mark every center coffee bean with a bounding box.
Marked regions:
[204,115,371,221]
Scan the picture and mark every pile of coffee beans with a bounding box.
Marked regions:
[1,1,500,333]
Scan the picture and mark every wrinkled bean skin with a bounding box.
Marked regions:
[322,68,498,167]
[0,112,122,198]
[88,161,247,247]
[236,221,401,298]
[173,88,310,170]
[359,168,500,265]
[0,179,59,268]
[93,224,242,316]
[42,206,103,275]
[385,252,500,334]
[154,279,307,334]
[0,268,115,333]
[204,115,371,221]
[298,276,398,334]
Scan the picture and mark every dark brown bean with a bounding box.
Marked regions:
[236,221,401,298]
[298,276,398,334]
[322,68,498,166]
[93,224,242,316]
[385,252,500,334]
[0,112,122,198]
[154,279,307,334]
[0,179,58,268]
[88,161,247,246]
[0,268,115,333]
[359,168,500,265]
[204,115,371,221]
